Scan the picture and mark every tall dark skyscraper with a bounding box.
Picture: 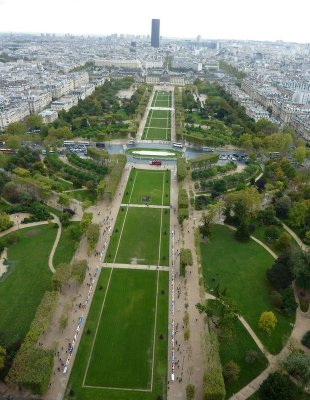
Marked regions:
[151,19,160,48]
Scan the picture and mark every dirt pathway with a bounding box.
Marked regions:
[48,214,62,273]
[167,175,208,400]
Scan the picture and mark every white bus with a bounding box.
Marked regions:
[172,142,183,148]
[63,140,75,147]
[202,147,215,152]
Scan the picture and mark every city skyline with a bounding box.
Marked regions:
[0,0,310,43]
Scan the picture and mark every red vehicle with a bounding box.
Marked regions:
[149,159,162,166]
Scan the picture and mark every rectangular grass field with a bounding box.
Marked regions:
[142,107,172,140]
[105,207,170,266]
[67,268,169,400]
[122,169,170,206]
[152,91,171,108]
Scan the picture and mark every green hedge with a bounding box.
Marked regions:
[178,188,189,224]
[180,248,193,276]
[104,154,126,199]
[203,331,226,400]
[67,153,108,176]
[177,158,187,181]
[7,291,58,395]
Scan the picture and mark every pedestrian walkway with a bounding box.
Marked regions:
[120,203,170,209]
[105,262,170,271]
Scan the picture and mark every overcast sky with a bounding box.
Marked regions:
[0,0,309,43]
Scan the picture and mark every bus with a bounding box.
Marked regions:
[202,147,215,152]
[63,140,75,147]
[150,160,162,166]
[269,152,280,159]
[0,148,15,154]
[172,142,183,148]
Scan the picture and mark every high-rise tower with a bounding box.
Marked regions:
[151,19,160,48]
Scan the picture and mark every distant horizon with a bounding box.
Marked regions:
[0,31,309,46]
[0,0,310,44]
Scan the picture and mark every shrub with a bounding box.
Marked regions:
[259,372,299,400]
[235,222,250,242]
[180,248,193,276]
[222,360,240,383]
[283,351,310,386]
[266,254,293,290]
[301,331,310,349]
[258,311,277,334]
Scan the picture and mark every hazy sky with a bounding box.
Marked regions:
[1,0,310,43]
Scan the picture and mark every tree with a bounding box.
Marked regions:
[58,193,70,207]
[289,250,310,291]
[225,186,261,223]
[186,384,195,400]
[0,345,6,369]
[275,232,291,253]
[283,351,310,386]
[288,201,308,227]
[301,331,310,349]
[245,350,259,364]
[274,196,292,219]
[266,254,293,290]
[80,212,93,233]
[86,223,100,254]
[59,212,70,227]
[259,372,298,400]
[97,180,106,199]
[180,248,193,276]
[0,212,13,232]
[52,263,71,291]
[71,260,87,285]
[293,146,307,164]
[6,121,27,136]
[222,361,240,383]
[235,221,250,242]
[258,311,277,334]
[25,114,43,131]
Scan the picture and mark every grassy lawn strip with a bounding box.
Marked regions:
[53,222,83,267]
[122,169,170,206]
[105,207,169,266]
[67,189,97,204]
[0,225,56,346]
[208,300,268,398]
[85,269,157,388]
[67,269,168,400]
[142,127,170,141]
[201,225,294,354]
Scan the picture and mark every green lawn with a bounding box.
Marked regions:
[208,300,268,398]
[67,268,168,400]
[122,169,170,206]
[142,127,171,141]
[105,207,170,266]
[53,176,74,191]
[142,108,171,140]
[201,225,294,354]
[251,224,298,256]
[150,110,172,119]
[67,190,97,204]
[152,92,171,108]
[53,222,83,267]
[146,118,171,129]
[0,225,56,346]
